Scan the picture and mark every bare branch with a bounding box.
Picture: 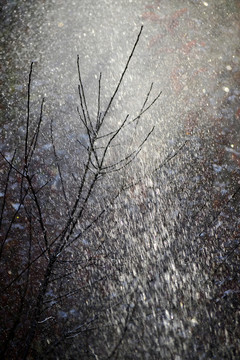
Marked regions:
[50,119,70,212]
[100,25,143,126]
[77,56,94,134]
[25,62,33,166]
[100,114,129,168]
[0,149,16,232]
[28,97,45,163]
[96,72,102,130]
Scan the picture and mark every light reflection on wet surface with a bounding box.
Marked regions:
[0,0,240,358]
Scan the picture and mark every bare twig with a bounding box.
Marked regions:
[100,26,143,126]
[25,62,33,166]
[50,119,70,212]
[28,97,45,163]
[0,149,16,232]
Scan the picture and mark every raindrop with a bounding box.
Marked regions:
[222,86,230,93]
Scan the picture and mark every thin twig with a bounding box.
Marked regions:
[77,56,94,134]
[28,97,45,163]
[100,26,143,126]
[0,149,16,232]
[25,62,33,166]
[50,119,69,212]
[96,72,102,130]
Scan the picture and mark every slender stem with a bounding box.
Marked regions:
[100,26,143,125]
[25,62,33,167]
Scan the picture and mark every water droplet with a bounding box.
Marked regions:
[222,86,229,93]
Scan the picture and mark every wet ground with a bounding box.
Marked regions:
[1,0,240,195]
[0,0,240,358]
[1,0,240,149]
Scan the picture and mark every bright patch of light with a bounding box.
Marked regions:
[222,86,230,93]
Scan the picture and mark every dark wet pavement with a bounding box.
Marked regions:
[0,0,240,358]
[1,0,239,144]
[1,0,239,209]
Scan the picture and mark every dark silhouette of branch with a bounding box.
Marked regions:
[100,25,143,126]
[25,61,33,166]
[50,119,70,212]
[0,149,16,233]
